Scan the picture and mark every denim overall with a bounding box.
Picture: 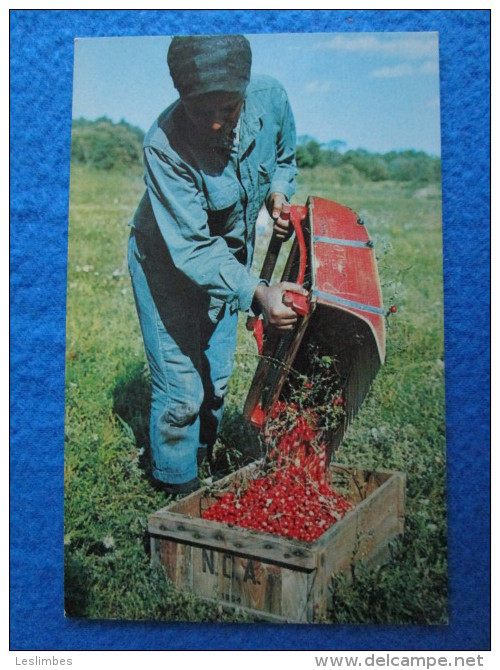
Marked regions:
[128,76,297,484]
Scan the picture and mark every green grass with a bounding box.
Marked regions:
[64,163,446,623]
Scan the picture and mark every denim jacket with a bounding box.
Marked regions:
[131,75,297,320]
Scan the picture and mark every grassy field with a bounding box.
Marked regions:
[64,163,446,624]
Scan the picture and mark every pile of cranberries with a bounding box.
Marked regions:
[201,400,352,542]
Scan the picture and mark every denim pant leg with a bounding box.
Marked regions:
[128,230,205,484]
[128,230,239,484]
[199,305,239,456]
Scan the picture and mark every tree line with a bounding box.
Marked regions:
[297,139,441,184]
[71,117,441,184]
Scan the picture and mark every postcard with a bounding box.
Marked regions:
[64,32,445,624]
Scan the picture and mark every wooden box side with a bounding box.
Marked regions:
[148,513,316,570]
[304,468,404,619]
[316,470,406,582]
[150,536,317,623]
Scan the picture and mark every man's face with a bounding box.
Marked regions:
[182,91,244,143]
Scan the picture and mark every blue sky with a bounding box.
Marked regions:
[72,32,441,155]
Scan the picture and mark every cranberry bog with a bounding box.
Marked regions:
[148,462,406,623]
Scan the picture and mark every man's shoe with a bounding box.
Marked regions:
[159,477,200,497]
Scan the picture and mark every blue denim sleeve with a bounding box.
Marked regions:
[269,88,298,202]
[143,146,260,312]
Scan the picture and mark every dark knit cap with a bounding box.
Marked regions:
[167,34,252,99]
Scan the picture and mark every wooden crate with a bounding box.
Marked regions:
[148,463,406,623]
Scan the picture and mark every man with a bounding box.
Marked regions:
[128,34,306,494]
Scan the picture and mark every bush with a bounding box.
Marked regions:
[321,149,344,168]
[385,150,442,184]
[337,148,440,184]
[296,136,441,185]
[71,117,144,171]
[296,140,322,169]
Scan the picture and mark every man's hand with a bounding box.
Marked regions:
[253,282,308,331]
[268,192,292,240]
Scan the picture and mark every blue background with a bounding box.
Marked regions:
[10,9,490,651]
